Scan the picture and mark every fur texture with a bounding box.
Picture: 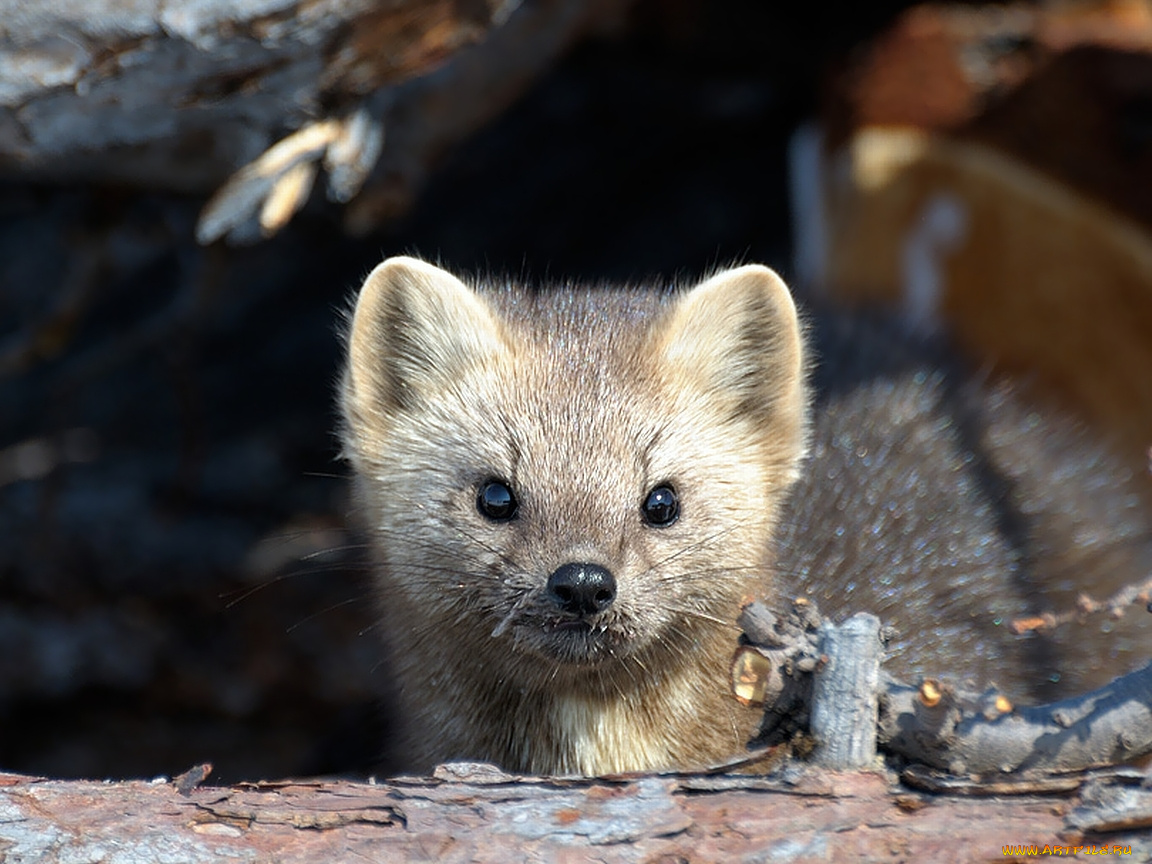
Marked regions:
[778,309,1152,702]
[341,257,806,774]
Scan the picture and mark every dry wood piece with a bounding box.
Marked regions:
[1,0,477,188]
[734,599,822,751]
[200,0,634,242]
[900,763,1092,796]
[737,600,1152,780]
[809,613,882,769]
[173,762,214,796]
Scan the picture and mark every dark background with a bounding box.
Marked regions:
[0,0,960,782]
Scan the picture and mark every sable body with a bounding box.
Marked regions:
[340,257,1152,775]
[779,312,1152,701]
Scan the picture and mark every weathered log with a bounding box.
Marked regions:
[0,0,633,240]
[1,0,479,189]
[1,765,1146,862]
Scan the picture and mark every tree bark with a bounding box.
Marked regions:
[0,765,1145,863]
[0,0,632,239]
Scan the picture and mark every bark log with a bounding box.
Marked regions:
[0,0,632,240]
[0,765,1146,863]
[1,0,457,189]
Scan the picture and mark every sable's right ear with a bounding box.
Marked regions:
[342,257,507,428]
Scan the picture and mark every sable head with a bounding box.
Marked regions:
[340,257,808,685]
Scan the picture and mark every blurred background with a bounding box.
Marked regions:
[2,0,1151,782]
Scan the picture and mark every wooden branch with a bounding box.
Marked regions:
[810,613,882,769]
[1,765,1145,862]
[1010,573,1152,637]
[880,660,1152,776]
[738,601,1152,779]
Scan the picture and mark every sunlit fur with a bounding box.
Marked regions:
[340,257,807,775]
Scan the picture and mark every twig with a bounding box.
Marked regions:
[1009,574,1152,636]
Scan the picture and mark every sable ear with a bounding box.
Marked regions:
[658,265,806,431]
[342,257,506,431]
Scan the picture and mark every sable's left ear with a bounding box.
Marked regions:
[656,265,806,432]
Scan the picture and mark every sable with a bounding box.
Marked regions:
[340,256,1152,777]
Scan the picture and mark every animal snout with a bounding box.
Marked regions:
[546,562,616,617]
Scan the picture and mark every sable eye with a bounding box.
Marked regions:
[477,479,518,522]
[642,484,679,527]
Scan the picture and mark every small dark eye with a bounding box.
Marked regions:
[642,484,679,527]
[477,479,518,522]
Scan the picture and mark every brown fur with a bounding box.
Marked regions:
[340,257,807,774]
[777,307,1152,703]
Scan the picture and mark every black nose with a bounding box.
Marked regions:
[546,562,616,617]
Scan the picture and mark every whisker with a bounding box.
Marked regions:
[219,558,372,608]
[285,596,373,633]
[297,542,371,561]
[665,607,734,628]
[652,565,758,585]
[357,621,382,639]
[646,523,747,572]
[491,590,533,638]
[366,516,526,576]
